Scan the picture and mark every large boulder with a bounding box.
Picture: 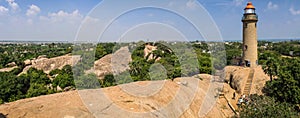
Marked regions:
[24,59,32,66]
[6,62,16,67]
[144,44,157,60]
[224,66,250,93]
[224,66,269,94]
[87,46,132,79]
[0,66,18,72]
[21,54,80,74]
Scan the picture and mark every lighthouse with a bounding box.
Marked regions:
[242,2,258,67]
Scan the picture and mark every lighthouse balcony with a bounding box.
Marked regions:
[242,15,258,21]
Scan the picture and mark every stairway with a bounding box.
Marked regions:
[243,69,255,95]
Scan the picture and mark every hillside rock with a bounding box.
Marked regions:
[0,66,18,72]
[87,46,131,79]
[6,62,16,67]
[0,75,232,118]
[24,59,31,66]
[224,66,269,94]
[0,91,93,118]
[251,66,270,95]
[21,54,80,74]
[144,43,157,60]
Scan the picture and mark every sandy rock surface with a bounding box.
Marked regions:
[224,66,269,94]
[21,54,80,74]
[0,91,93,118]
[87,46,132,79]
[0,75,232,118]
[0,66,18,72]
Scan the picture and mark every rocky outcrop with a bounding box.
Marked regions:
[0,75,231,118]
[87,46,132,79]
[0,66,18,72]
[24,59,31,66]
[6,62,16,67]
[0,91,93,118]
[224,66,249,93]
[224,66,269,95]
[21,54,80,74]
[144,44,157,60]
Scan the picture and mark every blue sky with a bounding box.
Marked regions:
[0,0,299,42]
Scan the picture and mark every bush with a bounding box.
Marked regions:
[102,74,116,87]
[238,94,298,118]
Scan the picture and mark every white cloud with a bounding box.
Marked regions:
[186,0,197,9]
[6,0,19,11]
[27,19,33,24]
[82,16,99,24]
[267,2,278,10]
[232,0,244,7]
[167,1,175,7]
[147,13,154,17]
[289,7,300,15]
[49,10,81,18]
[42,10,83,23]
[26,4,40,16]
[215,0,244,7]
[0,6,9,13]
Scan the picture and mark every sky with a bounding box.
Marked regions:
[0,0,299,42]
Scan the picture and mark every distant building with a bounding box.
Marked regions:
[242,2,258,67]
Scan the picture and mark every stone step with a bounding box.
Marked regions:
[242,68,255,95]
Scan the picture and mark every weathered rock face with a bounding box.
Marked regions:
[0,91,94,118]
[24,59,31,66]
[6,62,16,67]
[251,66,269,95]
[144,44,157,60]
[224,66,249,93]
[0,66,18,72]
[224,66,269,95]
[0,76,231,118]
[21,54,80,74]
[88,46,132,79]
[86,54,112,79]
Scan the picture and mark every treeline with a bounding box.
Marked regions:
[259,40,300,57]
[0,42,119,104]
[101,41,214,87]
[0,43,72,68]
[0,65,73,104]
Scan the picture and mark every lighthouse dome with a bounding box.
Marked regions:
[244,2,255,14]
[245,2,255,9]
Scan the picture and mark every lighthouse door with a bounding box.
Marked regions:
[245,60,251,67]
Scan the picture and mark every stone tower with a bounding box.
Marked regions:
[242,2,258,67]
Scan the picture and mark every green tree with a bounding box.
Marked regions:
[238,94,298,118]
[26,83,49,98]
[51,65,74,90]
[262,57,279,81]
[95,44,107,60]
[27,68,51,85]
[198,54,212,74]
[53,73,74,89]
[102,74,116,87]
[74,73,100,89]
[264,58,300,104]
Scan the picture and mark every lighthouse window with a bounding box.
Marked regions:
[255,23,257,28]
[245,9,255,14]
[244,23,248,28]
[244,45,248,51]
